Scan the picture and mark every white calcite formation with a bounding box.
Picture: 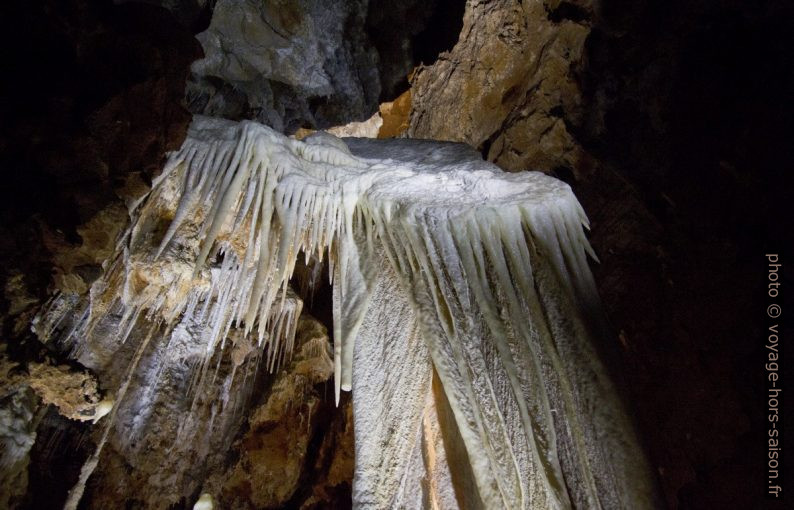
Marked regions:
[41,115,656,509]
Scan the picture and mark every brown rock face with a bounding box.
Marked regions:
[0,347,105,509]
[408,0,592,174]
[378,90,412,139]
[24,362,102,423]
[211,316,336,509]
[1,347,103,423]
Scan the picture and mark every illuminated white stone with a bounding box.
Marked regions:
[192,493,214,510]
[53,116,656,510]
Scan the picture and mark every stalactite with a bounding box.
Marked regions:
[36,116,656,509]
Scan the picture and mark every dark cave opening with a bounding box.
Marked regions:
[410,0,466,67]
[547,1,591,23]
[367,0,465,102]
[25,409,93,510]
[573,1,792,506]
[290,254,335,343]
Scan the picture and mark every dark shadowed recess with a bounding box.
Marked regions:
[412,0,466,67]
[0,0,200,371]
[0,1,201,508]
[0,0,199,342]
[367,0,466,102]
[573,0,792,507]
[0,0,200,312]
[131,0,215,33]
[25,410,95,510]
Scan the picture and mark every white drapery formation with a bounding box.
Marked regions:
[49,116,657,509]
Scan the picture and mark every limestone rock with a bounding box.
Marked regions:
[1,348,102,423]
[295,111,384,140]
[0,348,102,507]
[186,0,381,133]
[185,0,446,134]
[327,112,384,139]
[44,204,129,296]
[25,362,102,422]
[408,0,592,175]
[377,89,412,139]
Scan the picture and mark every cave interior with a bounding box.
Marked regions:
[0,0,790,509]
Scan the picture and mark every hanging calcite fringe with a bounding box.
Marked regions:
[41,115,657,509]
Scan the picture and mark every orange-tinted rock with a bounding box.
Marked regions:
[378,90,412,138]
[211,316,337,509]
[408,0,591,175]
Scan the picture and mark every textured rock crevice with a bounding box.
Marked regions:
[202,316,349,509]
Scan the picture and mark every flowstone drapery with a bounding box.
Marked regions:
[38,116,657,509]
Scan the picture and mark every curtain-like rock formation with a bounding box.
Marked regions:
[36,116,657,509]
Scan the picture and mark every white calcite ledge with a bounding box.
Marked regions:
[47,116,658,509]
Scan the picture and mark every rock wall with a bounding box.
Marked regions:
[408,0,593,175]
[187,0,381,132]
[185,0,452,133]
[203,317,350,510]
[404,0,791,508]
[75,313,341,510]
[0,2,202,506]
